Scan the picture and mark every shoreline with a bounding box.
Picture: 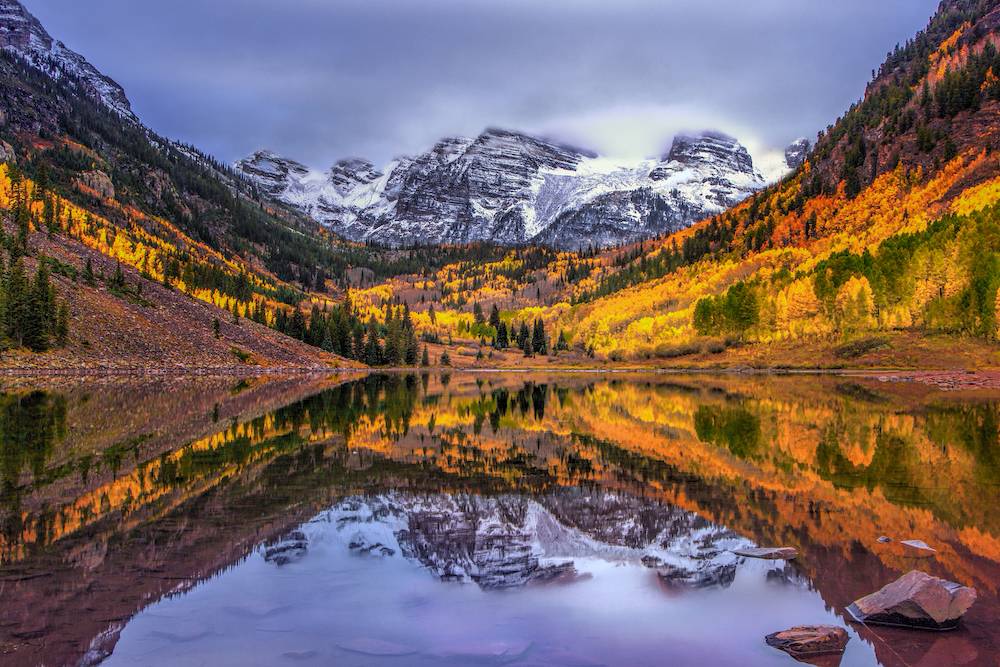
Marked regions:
[5,364,1000,391]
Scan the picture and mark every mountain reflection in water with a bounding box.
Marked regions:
[0,372,997,666]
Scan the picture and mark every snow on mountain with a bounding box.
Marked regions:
[262,490,753,591]
[0,0,137,122]
[237,128,803,250]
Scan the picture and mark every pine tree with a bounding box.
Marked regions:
[4,259,29,348]
[489,303,501,330]
[440,349,452,366]
[517,321,530,350]
[385,307,401,366]
[403,305,419,365]
[555,329,569,352]
[364,315,383,366]
[496,321,509,349]
[289,306,306,340]
[421,344,430,367]
[532,318,547,355]
[353,322,366,360]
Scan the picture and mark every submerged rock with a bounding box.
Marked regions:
[847,570,977,630]
[900,539,937,554]
[733,546,797,560]
[765,625,849,658]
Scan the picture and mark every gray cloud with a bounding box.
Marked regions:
[25,0,940,167]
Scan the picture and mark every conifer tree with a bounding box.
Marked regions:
[421,344,430,367]
[364,315,383,366]
[496,321,509,349]
[289,306,306,340]
[4,259,29,348]
[403,305,419,365]
[385,306,402,366]
[532,318,547,355]
[353,322,365,360]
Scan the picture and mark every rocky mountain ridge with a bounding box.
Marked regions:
[237,129,807,250]
[0,0,137,122]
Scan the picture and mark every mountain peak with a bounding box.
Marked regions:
[0,0,137,122]
[661,131,756,176]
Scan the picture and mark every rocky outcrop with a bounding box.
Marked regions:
[236,129,798,250]
[847,570,977,630]
[0,0,136,121]
[784,138,811,169]
[75,169,115,199]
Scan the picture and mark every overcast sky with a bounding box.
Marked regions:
[26,0,940,169]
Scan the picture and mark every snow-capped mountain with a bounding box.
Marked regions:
[261,490,752,590]
[236,129,807,250]
[0,0,137,122]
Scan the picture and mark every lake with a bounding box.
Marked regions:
[1,372,998,666]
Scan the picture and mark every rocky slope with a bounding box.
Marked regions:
[236,129,805,251]
[0,0,137,122]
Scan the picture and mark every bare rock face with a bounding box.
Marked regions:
[847,570,977,630]
[76,170,115,200]
[765,625,849,658]
[234,149,310,198]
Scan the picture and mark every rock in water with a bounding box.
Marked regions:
[847,570,977,630]
[733,546,798,560]
[765,625,849,658]
[900,539,937,553]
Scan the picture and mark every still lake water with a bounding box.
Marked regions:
[1,372,998,667]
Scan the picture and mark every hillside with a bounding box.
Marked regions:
[0,1,380,372]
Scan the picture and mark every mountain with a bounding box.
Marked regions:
[236,128,800,250]
[0,0,136,122]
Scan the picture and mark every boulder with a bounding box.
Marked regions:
[847,570,976,630]
[733,546,797,560]
[765,625,849,658]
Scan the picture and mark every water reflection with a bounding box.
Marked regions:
[0,372,998,666]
